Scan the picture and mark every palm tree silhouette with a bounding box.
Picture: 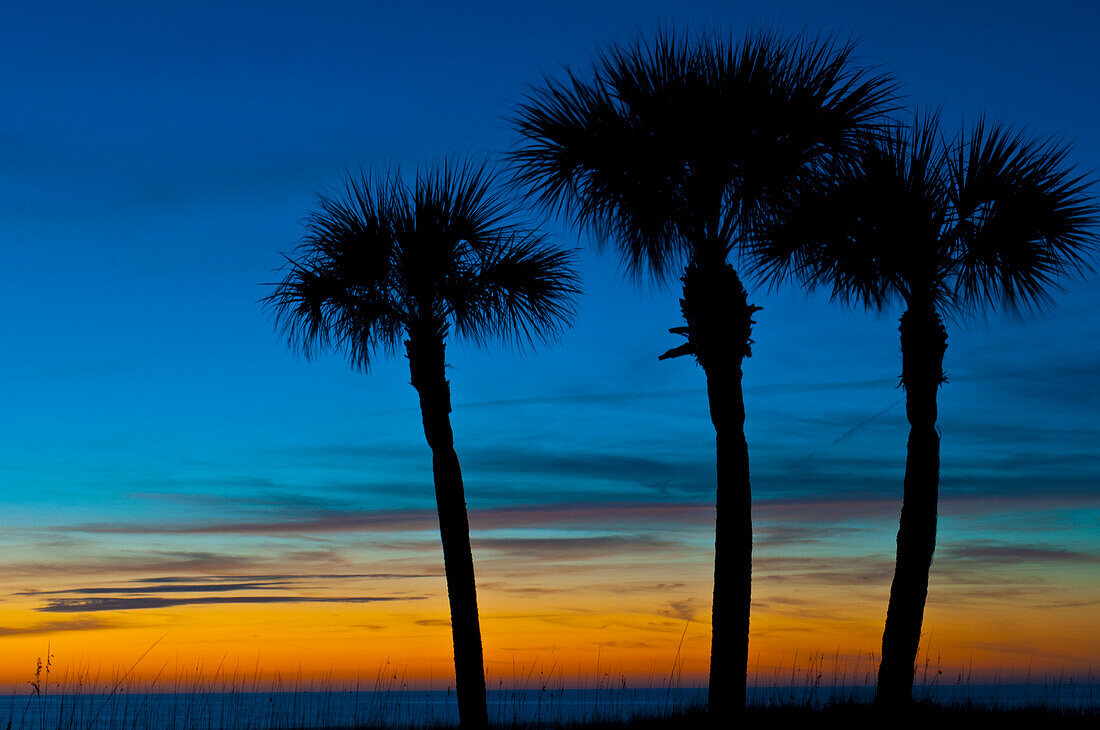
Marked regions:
[265,161,581,729]
[752,114,1096,706]
[509,30,895,716]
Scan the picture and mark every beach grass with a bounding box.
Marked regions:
[4,650,1094,730]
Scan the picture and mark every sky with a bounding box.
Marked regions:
[0,0,1097,691]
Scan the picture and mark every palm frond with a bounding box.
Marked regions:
[410,159,510,252]
[749,111,950,311]
[949,118,1098,313]
[263,171,405,371]
[509,65,689,281]
[748,157,891,309]
[446,232,582,348]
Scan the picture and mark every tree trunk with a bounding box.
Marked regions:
[664,256,758,719]
[876,306,947,707]
[407,325,489,730]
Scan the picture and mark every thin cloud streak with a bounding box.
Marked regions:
[941,540,1100,565]
[59,492,1099,538]
[15,573,442,598]
[65,503,712,536]
[18,582,289,596]
[136,573,439,583]
[474,535,680,561]
[37,594,428,613]
[373,377,896,413]
[3,549,356,579]
[0,616,118,636]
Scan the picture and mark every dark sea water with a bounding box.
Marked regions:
[1,684,1095,729]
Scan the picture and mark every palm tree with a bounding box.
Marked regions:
[265,161,581,729]
[509,30,895,716]
[751,114,1096,706]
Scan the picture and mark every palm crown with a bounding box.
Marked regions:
[266,161,581,366]
[510,30,898,279]
[753,114,1097,313]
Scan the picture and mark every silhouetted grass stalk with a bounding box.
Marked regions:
[2,651,1094,729]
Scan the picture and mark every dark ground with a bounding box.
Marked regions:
[569,703,1098,729]
[301,701,1098,729]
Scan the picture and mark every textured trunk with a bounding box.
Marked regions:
[407,326,488,730]
[665,255,757,719]
[876,306,947,707]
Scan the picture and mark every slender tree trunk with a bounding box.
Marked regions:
[876,305,948,707]
[664,255,758,720]
[407,326,489,730]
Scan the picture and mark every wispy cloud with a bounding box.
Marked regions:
[136,572,437,582]
[656,599,699,622]
[18,581,289,596]
[56,489,1097,541]
[940,540,1100,565]
[595,640,656,649]
[372,378,895,414]
[0,616,119,636]
[475,536,680,561]
[4,548,357,579]
[37,594,427,613]
[755,524,867,548]
[753,555,896,586]
[16,573,440,600]
[5,551,274,578]
[63,502,714,536]
[606,581,687,594]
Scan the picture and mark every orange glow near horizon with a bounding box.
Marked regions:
[2,547,1095,693]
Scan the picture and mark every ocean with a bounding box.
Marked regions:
[1,684,1096,729]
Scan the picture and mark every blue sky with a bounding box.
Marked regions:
[0,0,1097,682]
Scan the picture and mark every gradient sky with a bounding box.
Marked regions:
[0,1,1097,690]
